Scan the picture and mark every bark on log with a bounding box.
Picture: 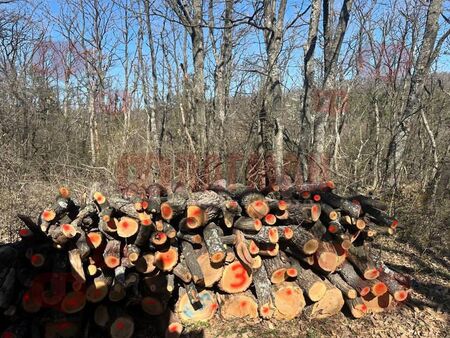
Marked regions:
[288,225,319,255]
[289,258,326,302]
[252,263,274,318]
[203,222,226,263]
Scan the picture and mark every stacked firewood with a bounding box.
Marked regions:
[0,181,410,338]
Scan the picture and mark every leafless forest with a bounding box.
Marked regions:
[0,0,449,335]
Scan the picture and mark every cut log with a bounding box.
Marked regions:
[86,232,103,249]
[176,289,218,322]
[252,263,274,318]
[68,248,86,284]
[277,226,294,241]
[176,232,202,245]
[161,193,187,221]
[289,226,319,255]
[172,259,192,284]
[135,253,156,274]
[181,241,204,285]
[116,217,139,238]
[104,240,121,269]
[263,213,277,225]
[60,290,86,314]
[377,271,409,302]
[219,260,252,293]
[296,181,335,192]
[286,202,321,223]
[258,243,279,257]
[320,203,339,221]
[272,282,305,320]
[289,258,326,302]
[196,251,223,287]
[304,280,344,319]
[361,292,394,313]
[338,261,370,296]
[240,192,270,219]
[360,204,398,228]
[165,311,183,338]
[369,279,388,296]
[123,244,140,263]
[86,270,112,303]
[351,195,388,211]
[346,297,368,318]
[244,226,279,244]
[327,273,357,299]
[347,244,379,280]
[315,241,338,272]
[151,232,168,246]
[186,205,205,229]
[155,247,179,271]
[141,295,167,316]
[203,222,226,263]
[263,255,289,284]
[218,291,258,320]
[319,192,361,218]
[234,216,262,232]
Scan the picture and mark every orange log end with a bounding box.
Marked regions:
[93,192,106,205]
[42,209,56,222]
[326,181,335,189]
[360,286,371,297]
[105,256,120,268]
[249,240,259,255]
[87,232,102,248]
[394,290,408,302]
[328,224,337,234]
[311,204,321,221]
[247,200,269,219]
[268,227,279,243]
[264,214,277,225]
[364,268,380,280]
[313,194,321,202]
[286,267,298,278]
[283,227,293,239]
[254,219,263,231]
[278,200,287,211]
[117,217,139,238]
[61,223,77,238]
[161,203,173,220]
[59,186,70,198]
[301,191,311,199]
[372,282,388,296]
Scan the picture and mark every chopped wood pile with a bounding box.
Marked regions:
[0,181,410,338]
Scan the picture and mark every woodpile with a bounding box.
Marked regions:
[0,181,410,337]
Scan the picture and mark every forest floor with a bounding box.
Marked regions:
[0,180,449,338]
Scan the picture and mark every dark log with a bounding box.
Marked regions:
[244,226,279,244]
[319,192,361,218]
[347,244,379,280]
[351,195,388,211]
[327,273,357,299]
[289,225,319,255]
[263,255,288,284]
[176,232,202,245]
[252,264,274,318]
[286,202,321,223]
[203,222,226,263]
[234,216,262,232]
[338,261,370,296]
[103,240,121,269]
[181,241,204,285]
[289,258,326,302]
[362,204,398,228]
